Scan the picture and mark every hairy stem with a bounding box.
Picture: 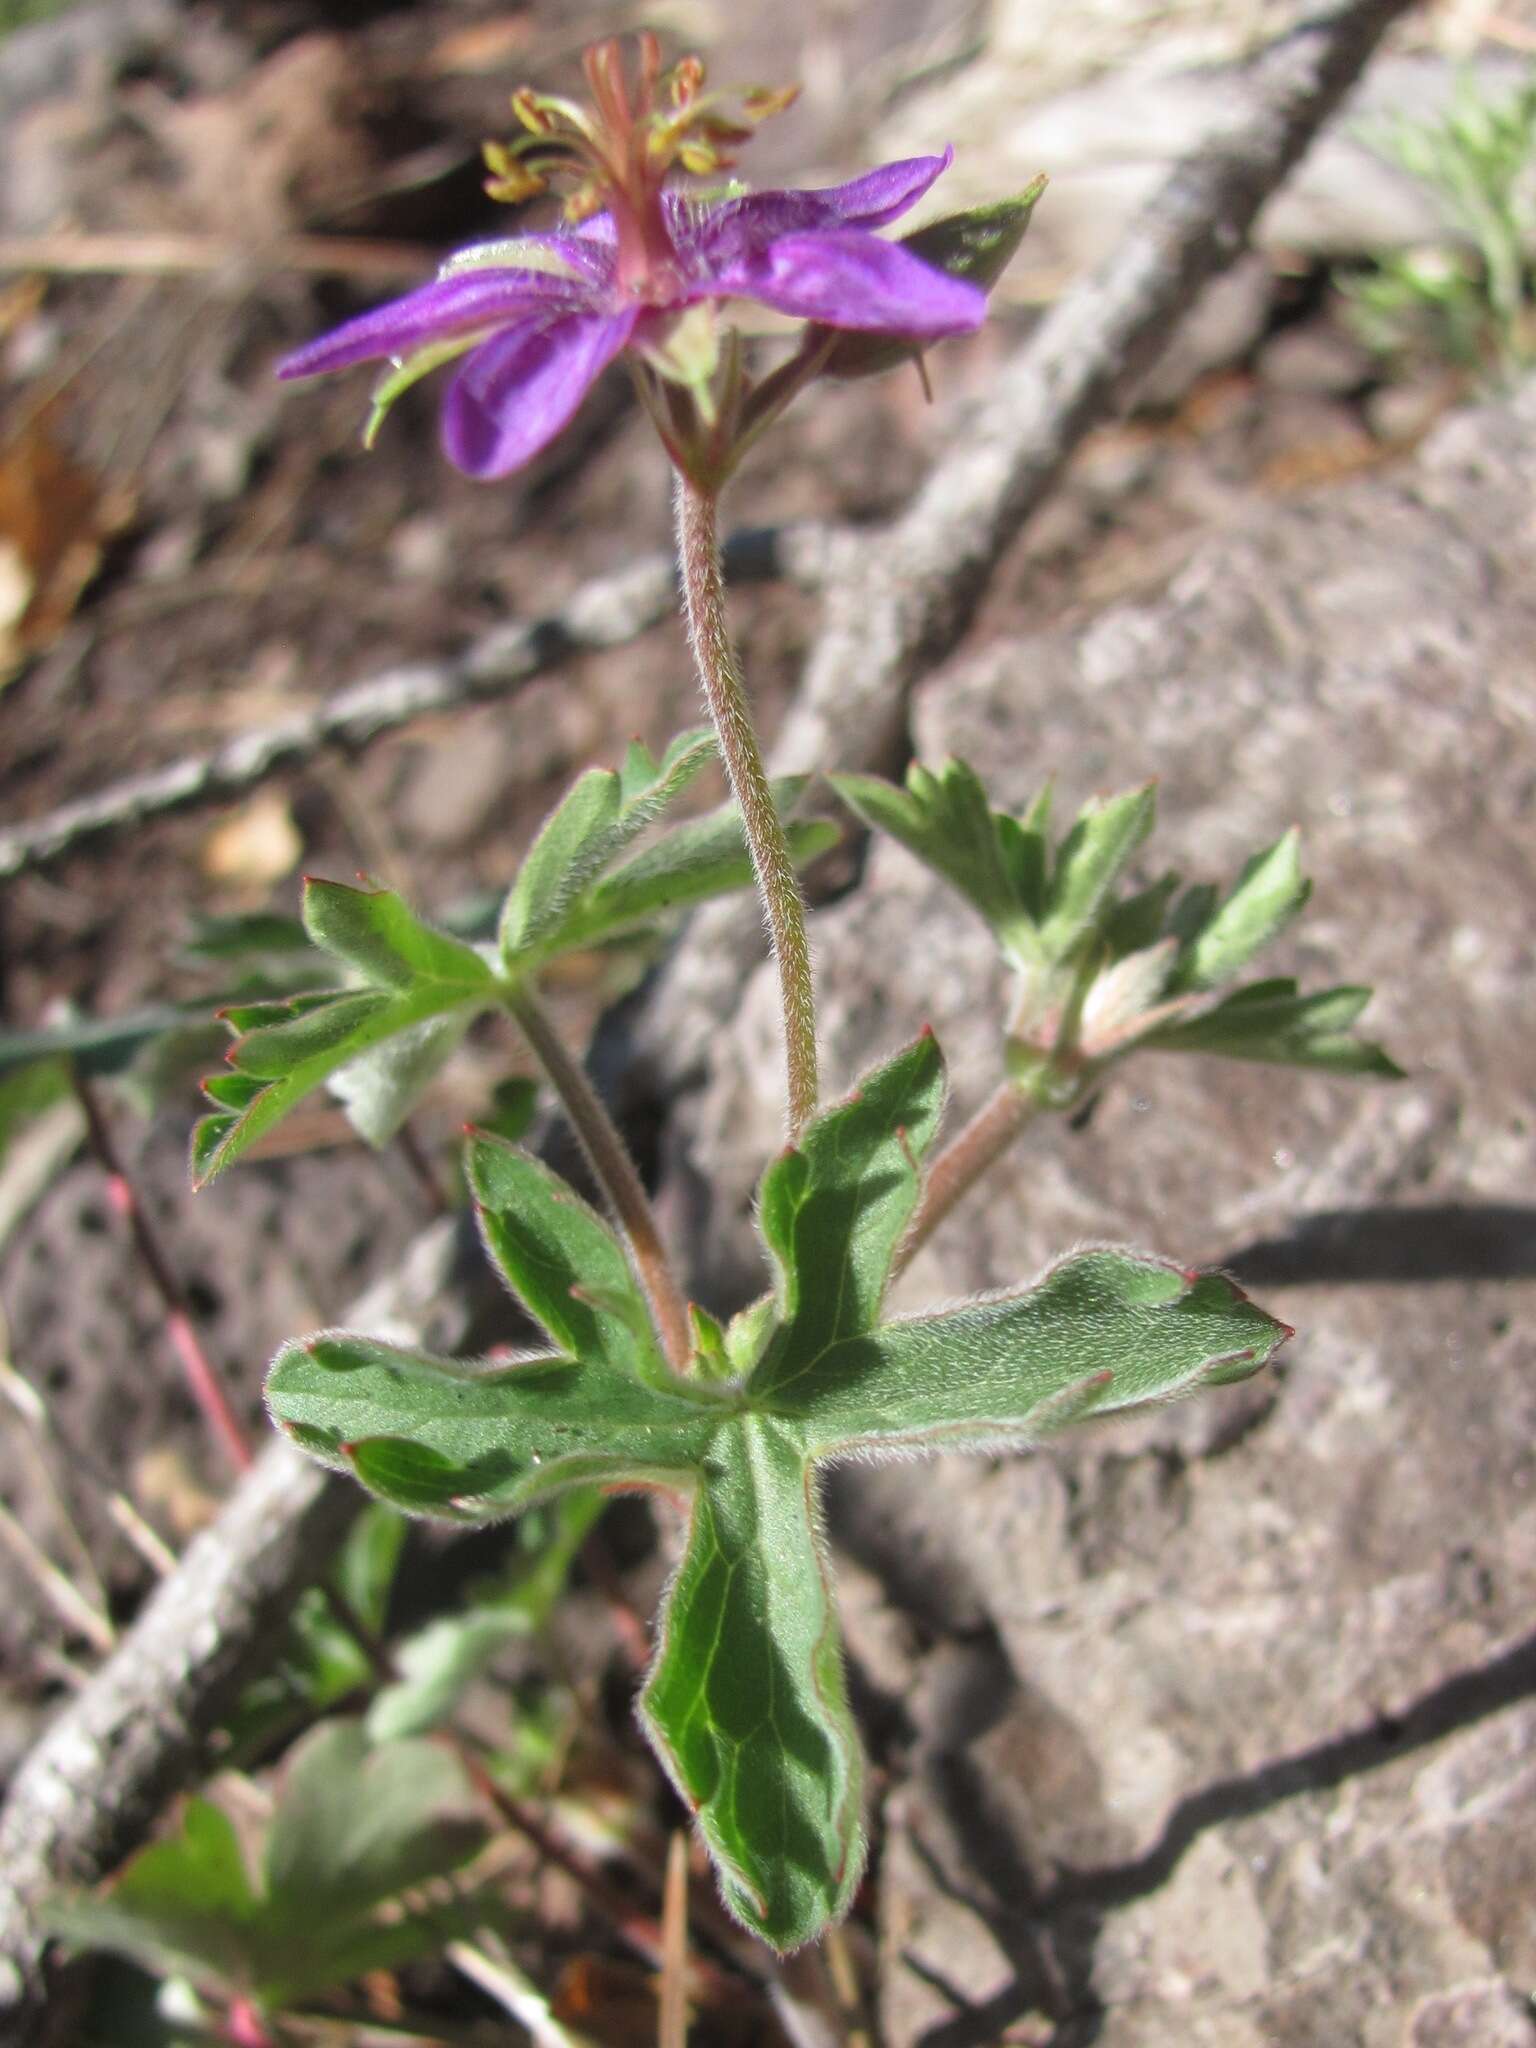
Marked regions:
[897,1082,1038,1273]
[675,476,818,1137]
[505,985,691,1373]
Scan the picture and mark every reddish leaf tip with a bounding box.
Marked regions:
[339,1441,359,1457]
[918,1021,936,1039]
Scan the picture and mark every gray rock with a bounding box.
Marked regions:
[673,380,1536,2043]
[878,43,1536,290]
[1408,1980,1536,2048]
[1257,318,1376,395]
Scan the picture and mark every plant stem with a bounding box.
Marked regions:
[73,1070,254,1475]
[897,1081,1039,1273]
[505,985,691,1373]
[674,476,819,1138]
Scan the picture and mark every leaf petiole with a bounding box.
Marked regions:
[502,982,691,1375]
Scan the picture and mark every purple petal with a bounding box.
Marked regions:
[441,307,638,479]
[718,225,986,337]
[438,231,615,287]
[276,266,600,380]
[691,151,953,269]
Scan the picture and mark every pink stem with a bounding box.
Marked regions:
[75,1074,253,1475]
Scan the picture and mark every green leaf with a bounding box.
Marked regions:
[1140,979,1404,1076]
[45,1800,258,1990]
[831,762,1028,951]
[689,1303,734,1382]
[192,980,485,1185]
[192,886,500,1182]
[366,1607,530,1742]
[328,1011,474,1147]
[1040,784,1157,959]
[253,1721,486,2007]
[779,1250,1289,1454]
[50,1729,489,2011]
[725,1292,777,1377]
[818,177,1048,380]
[993,811,1049,926]
[302,880,493,993]
[468,1134,670,1385]
[223,1504,406,1757]
[499,731,716,959]
[482,1075,540,1143]
[752,1035,945,1394]
[0,1058,82,1251]
[334,1501,407,1634]
[268,1028,1299,1956]
[263,1720,482,1922]
[1167,832,1311,992]
[266,1331,718,1522]
[1102,874,1180,959]
[546,779,836,952]
[640,1416,862,1949]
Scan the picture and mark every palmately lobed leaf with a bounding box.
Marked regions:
[46,1724,489,2010]
[45,1799,260,1992]
[262,1034,1304,1957]
[546,776,837,952]
[1039,783,1157,960]
[830,761,1026,947]
[302,881,493,993]
[1166,831,1311,993]
[498,729,716,958]
[783,1248,1290,1455]
[191,979,489,1186]
[468,1132,671,1385]
[191,883,504,1183]
[753,1030,946,1375]
[640,1417,863,1950]
[266,1330,718,1521]
[1142,979,1404,1076]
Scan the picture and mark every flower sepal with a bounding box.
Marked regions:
[812,175,1047,383]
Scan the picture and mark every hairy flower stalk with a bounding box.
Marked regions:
[676,477,819,1135]
[275,41,987,1133]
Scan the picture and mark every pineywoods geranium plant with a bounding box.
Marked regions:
[198,37,1396,1957]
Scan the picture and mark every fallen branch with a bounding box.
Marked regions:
[0,526,829,883]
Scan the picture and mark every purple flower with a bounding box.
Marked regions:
[279,114,985,480]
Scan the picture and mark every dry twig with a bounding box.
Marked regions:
[0,526,831,882]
